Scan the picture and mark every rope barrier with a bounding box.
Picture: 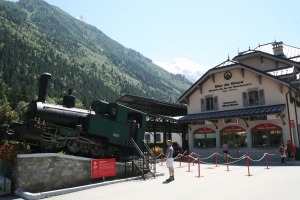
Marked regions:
[157,150,275,178]
[174,150,188,160]
[171,151,276,178]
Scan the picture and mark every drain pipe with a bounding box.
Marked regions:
[285,89,292,142]
[293,100,300,147]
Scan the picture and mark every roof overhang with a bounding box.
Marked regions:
[179,104,286,122]
[115,94,187,117]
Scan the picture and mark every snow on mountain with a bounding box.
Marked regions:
[154,58,211,83]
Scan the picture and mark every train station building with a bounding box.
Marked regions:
[178,41,300,156]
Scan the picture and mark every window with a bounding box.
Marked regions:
[249,115,267,121]
[251,124,282,147]
[252,130,282,147]
[144,134,150,142]
[242,89,265,107]
[194,133,216,148]
[201,96,218,112]
[192,121,205,125]
[155,133,161,142]
[206,97,214,111]
[248,91,259,106]
[224,118,238,124]
[220,131,247,147]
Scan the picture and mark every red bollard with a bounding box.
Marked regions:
[214,150,218,167]
[247,154,251,176]
[187,153,190,172]
[265,153,269,170]
[198,157,201,178]
[179,153,182,168]
[226,153,229,172]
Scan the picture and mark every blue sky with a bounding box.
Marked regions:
[43,0,300,68]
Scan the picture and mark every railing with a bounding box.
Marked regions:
[127,139,156,180]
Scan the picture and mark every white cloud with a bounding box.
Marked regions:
[155,58,212,83]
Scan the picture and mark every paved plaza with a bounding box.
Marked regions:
[5,159,300,200]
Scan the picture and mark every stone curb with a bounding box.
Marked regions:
[15,172,164,200]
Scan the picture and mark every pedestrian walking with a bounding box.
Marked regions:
[222,141,229,161]
[286,140,296,164]
[279,142,286,164]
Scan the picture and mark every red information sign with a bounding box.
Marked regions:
[221,126,245,132]
[290,120,295,128]
[251,123,281,131]
[91,158,116,179]
[194,127,215,134]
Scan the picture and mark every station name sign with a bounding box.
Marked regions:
[209,81,251,93]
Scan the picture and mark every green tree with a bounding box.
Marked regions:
[0,72,7,104]
[0,102,19,140]
[14,101,28,122]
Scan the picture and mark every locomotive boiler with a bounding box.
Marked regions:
[10,73,146,157]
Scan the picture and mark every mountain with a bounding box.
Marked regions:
[0,0,191,108]
[155,58,211,83]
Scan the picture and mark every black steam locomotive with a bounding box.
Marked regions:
[10,73,146,157]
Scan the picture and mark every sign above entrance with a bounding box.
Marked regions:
[251,123,281,131]
[221,126,246,132]
[194,127,215,134]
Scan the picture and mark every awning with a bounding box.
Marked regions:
[115,94,187,116]
[179,104,286,122]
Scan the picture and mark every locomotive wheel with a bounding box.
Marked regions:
[66,139,81,154]
[41,142,56,153]
[90,143,103,157]
[80,143,90,154]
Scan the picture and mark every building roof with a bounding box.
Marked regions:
[115,94,187,133]
[179,104,286,122]
[255,42,300,62]
[177,60,290,104]
[115,94,187,117]
[235,41,300,63]
[214,59,239,68]
[178,42,300,104]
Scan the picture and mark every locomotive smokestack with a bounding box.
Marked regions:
[37,73,51,102]
[63,88,76,108]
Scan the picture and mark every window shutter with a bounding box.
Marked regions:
[213,96,218,111]
[201,98,205,112]
[259,89,265,105]
[242,92,248,107]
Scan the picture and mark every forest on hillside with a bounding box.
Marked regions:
[0,0,191,115]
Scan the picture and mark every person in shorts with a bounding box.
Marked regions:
[222,141,229,161]
[165,140,174,181]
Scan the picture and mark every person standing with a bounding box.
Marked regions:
[222,141,229,161]
[286,140,296,164]
[279,142,286,164]
[165,140,174,181]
